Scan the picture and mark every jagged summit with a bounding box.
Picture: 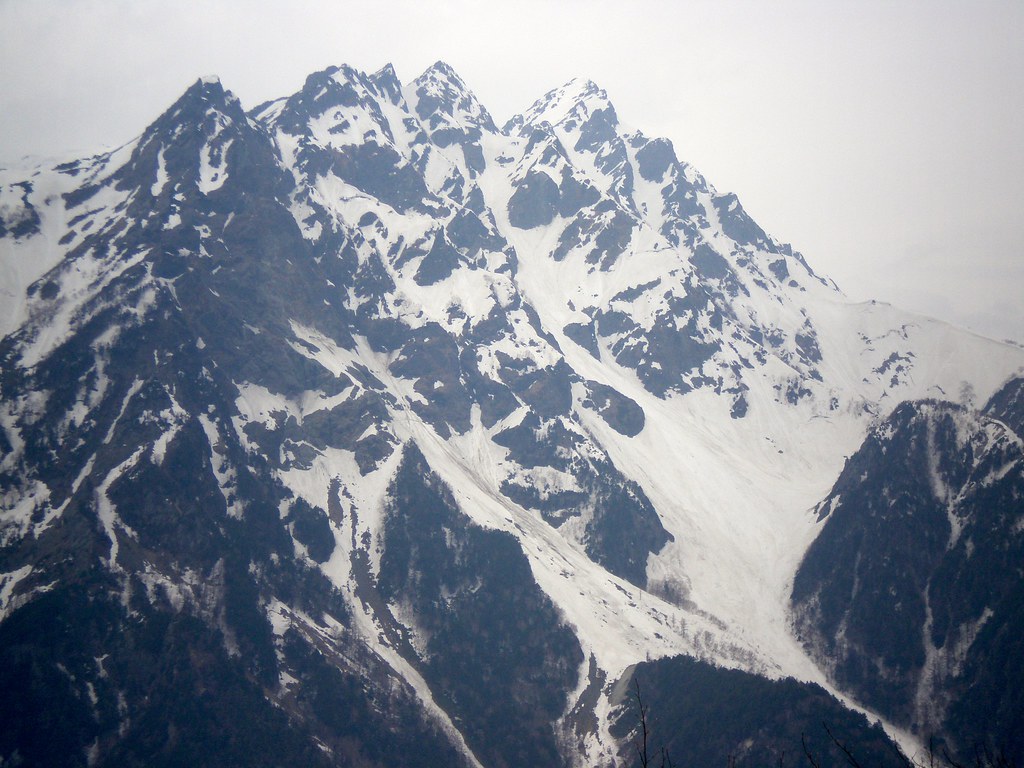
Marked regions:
[418,59,464,83]
[373,61,399,80]
[514,77,617,133]
[369,62,402,102]
[1,59,1022,768]
[174,74,242,113]
[408,59,497,135]
[327,62,380,90]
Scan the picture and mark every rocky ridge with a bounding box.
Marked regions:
[1,61,1022,766]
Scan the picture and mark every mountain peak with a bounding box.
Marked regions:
[409,60,496,134]
[103,71,279,210]
[170,74,242,121]
[327,63,369,87]
[514,77,616,134]
[412,60,476,102]
[419,59,463,84]
[182,74,231,103]
[562,77,604,98]
[370,62,402,102]
[133,76,250,153]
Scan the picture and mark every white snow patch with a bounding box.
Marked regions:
[18,242,147,369]
[150,389,189,466]
[198,138,231,194]
[0,565,33,621]
[94,447,145,569]
[103,377,144,445]
[0,171,86,338]
[150,147,169,197]
[199,413,246,519]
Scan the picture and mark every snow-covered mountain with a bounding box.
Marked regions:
[1,62,1021,766]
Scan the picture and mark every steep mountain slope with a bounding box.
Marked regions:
[792,377,1024,763]
[1,61,1022,766]
[613,655,904,768]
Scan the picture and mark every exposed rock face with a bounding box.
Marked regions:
[1,61,1022,767]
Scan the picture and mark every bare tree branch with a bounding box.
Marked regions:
[634,678,649,768]
[823,722,863,768]
[802,733,821,768]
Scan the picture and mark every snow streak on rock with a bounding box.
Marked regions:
[2,60,1023,767]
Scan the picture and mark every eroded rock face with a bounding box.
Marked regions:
[1,59,1022,768]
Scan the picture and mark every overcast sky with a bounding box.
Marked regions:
[2,0,1021,342]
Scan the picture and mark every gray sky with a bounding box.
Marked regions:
[2,0,1021,342]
